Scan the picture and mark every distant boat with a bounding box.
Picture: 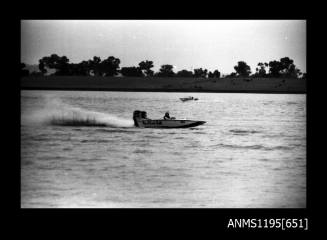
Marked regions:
[133,110,205,128]
[180,96,199,102]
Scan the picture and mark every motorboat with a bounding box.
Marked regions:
[133,110,205,128]
[180,96,198,102]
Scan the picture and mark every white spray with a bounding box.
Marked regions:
[21,95,134,128]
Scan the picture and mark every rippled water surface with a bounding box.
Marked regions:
[21,90,306,208]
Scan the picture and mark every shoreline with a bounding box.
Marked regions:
[20,86,306,94]
[21,76,306,94]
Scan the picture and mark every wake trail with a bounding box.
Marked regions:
[21,96,134,128]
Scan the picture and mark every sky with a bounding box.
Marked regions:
[21,20,306,74]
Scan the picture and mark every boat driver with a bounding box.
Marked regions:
[163,111,171,120]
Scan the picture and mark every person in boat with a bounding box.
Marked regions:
[163,111,175,120]
[163,111,171,120]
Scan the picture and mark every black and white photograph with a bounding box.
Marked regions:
[20,20,306,208]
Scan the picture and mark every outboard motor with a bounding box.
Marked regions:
[133,110,147,127]
[133,110,141,127]
[141,111,147,119]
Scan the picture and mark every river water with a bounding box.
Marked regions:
[21,90,306,208]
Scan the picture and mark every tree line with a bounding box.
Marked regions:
[21,54,305,79]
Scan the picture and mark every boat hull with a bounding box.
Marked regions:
[180,97,198,102]
[135,119,206,128]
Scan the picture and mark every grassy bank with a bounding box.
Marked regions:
[21,76,306,93]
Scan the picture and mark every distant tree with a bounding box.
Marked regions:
[88,56,102,76]
[234,61,251,77]
[68,61,91,76]
[20,63,29,77]
[138,60,154,77]
[85,56,121,76]
[176,69,193,77]
[155,64,175,77]
[225,72,237,78]
[268,60,282,77]
[38,60,47,75]
[280,57,301,78]
[92,56,101,65]
[214,70,221,78]
[38,54,70,75]
[78,60,92,76]
[38,54,121,76]
[254,62,268,77]
[208,70,221,78]
[56,56,70,75]
[287,64,302,78]
[193,68,208,78]
[279,57,294,73]
[99,56,121,76]
[268,57,301,78]
[120,67,144,77]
